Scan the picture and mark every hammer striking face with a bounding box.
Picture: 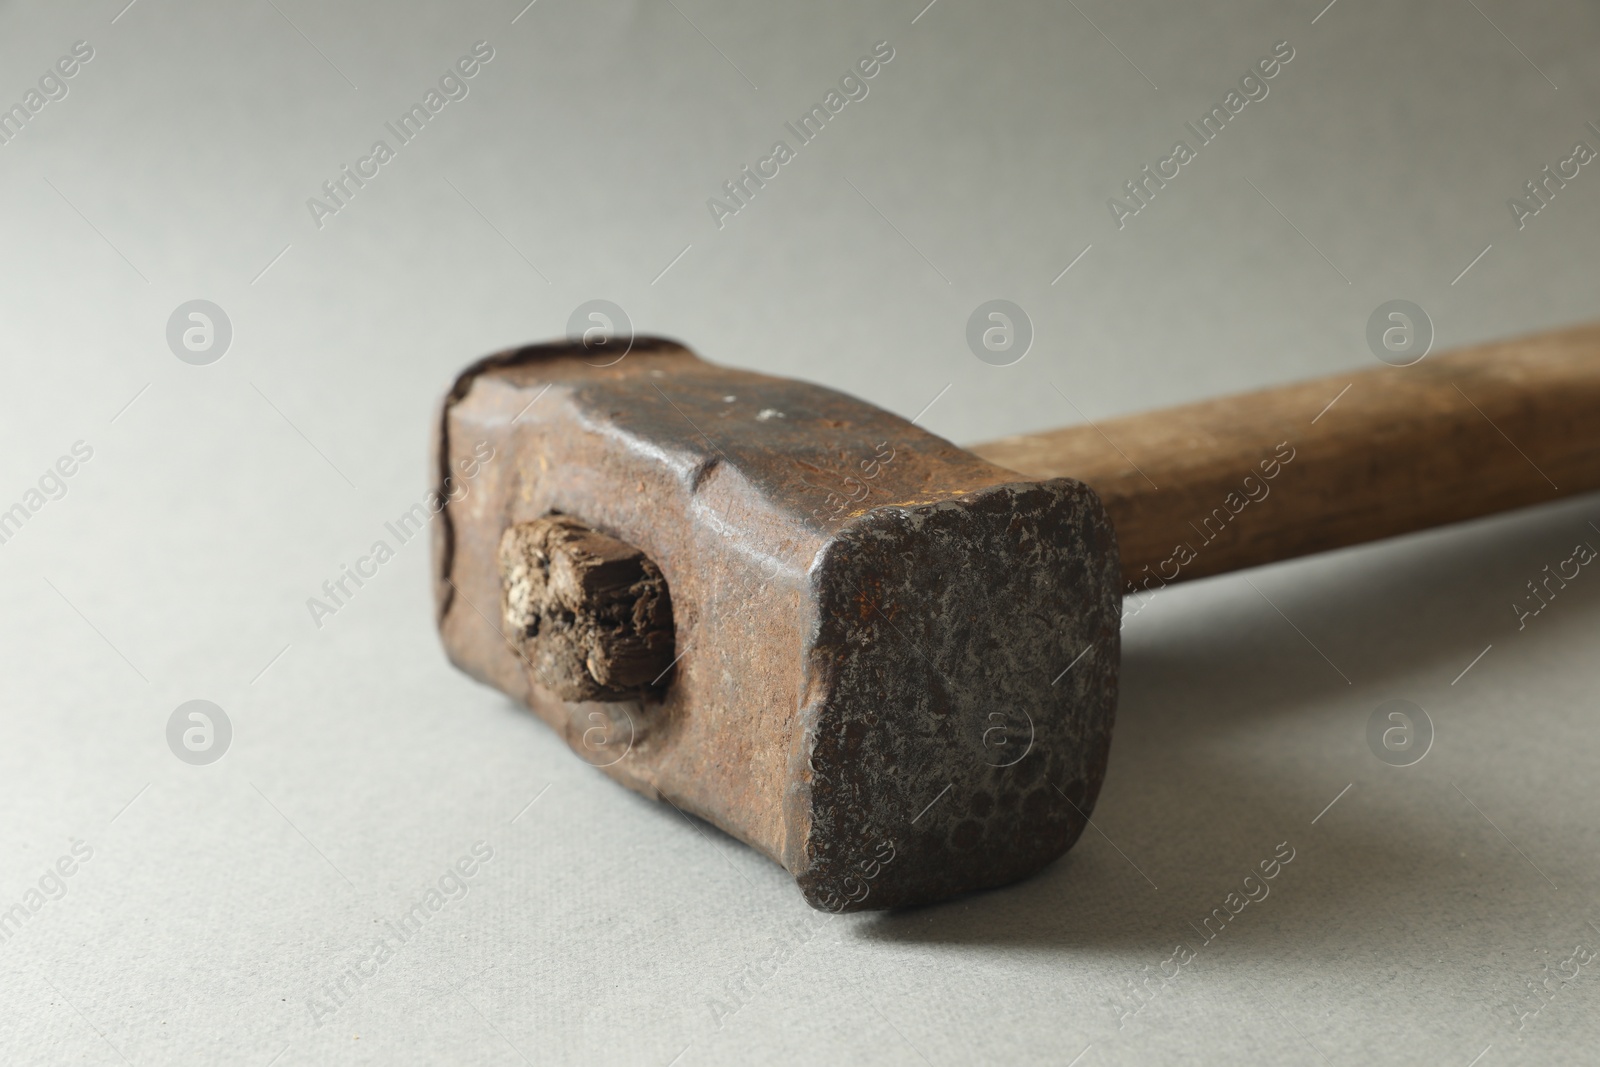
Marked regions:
[434,339,1120,911]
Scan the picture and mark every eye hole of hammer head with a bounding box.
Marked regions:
[497,516,676,703]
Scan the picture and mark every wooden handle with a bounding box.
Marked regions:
[970,321,1600,593]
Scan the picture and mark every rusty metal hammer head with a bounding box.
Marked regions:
[433,339,1119,911]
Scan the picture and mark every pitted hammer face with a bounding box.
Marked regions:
[433,339,1119,911]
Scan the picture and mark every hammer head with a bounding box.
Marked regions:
[433,339,1119,910]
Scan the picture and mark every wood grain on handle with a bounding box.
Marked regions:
[970,322,1600,593]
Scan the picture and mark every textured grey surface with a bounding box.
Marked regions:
[0,1,1598,1064]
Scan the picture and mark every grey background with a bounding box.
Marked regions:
[2,1,1598,1064]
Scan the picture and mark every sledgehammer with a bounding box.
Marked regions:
[431,325,1600,911]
